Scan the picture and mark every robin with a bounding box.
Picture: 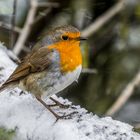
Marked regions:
[0,25,86,120]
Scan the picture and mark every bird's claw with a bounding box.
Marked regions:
[48,103,70,108]
[49,97,71,108]
[54,111,78,122]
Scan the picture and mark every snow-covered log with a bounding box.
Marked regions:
[0,44,140,140]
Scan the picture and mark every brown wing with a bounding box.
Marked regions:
[1,47,53,88]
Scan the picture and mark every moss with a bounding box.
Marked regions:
[135,4,140,21]
[133,127,140,134]
[0,127,15,140]
[81,42,89,68]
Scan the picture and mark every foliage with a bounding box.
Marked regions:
[0,128,15,140]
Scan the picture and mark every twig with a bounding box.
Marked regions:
[33,8,52,24]
[0,22,21,33]
[37,2,59,8]
[82,68,97,74]
[7,50,21,64]
[10,0,17,49]
[22,46,31,53]
[81,0,125,37]
[106,70,140,116]
[13,0,38,55]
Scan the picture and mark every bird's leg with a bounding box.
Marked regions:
[36,96,76,121]
[36,96,62,120]
[49,97,70,108]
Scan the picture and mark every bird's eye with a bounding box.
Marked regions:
[62,35,69,40]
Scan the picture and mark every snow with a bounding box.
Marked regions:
[0,44,140,140]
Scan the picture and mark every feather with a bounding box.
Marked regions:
[0,47,53,92]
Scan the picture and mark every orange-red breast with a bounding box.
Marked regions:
[0,25,86,119]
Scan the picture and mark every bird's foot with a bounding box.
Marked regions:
[49,97,70,108]
[55,111,78,122]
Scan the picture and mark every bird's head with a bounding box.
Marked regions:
[40,25,86,48]
[34,25,87,72]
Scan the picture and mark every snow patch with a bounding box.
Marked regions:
[0,44,140,140]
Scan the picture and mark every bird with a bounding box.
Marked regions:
[0,25,86,120]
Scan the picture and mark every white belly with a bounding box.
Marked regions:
[41,65,82,98]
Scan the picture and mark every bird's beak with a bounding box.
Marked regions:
[79,37,87,41]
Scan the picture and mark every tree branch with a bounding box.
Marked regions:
[106,70,140,116]
[10,0,17,49]
[82,68,97,74]
[37,2,59,8]
[81,0,125,37]
[13,0,38,55]
[0,22,21,33]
